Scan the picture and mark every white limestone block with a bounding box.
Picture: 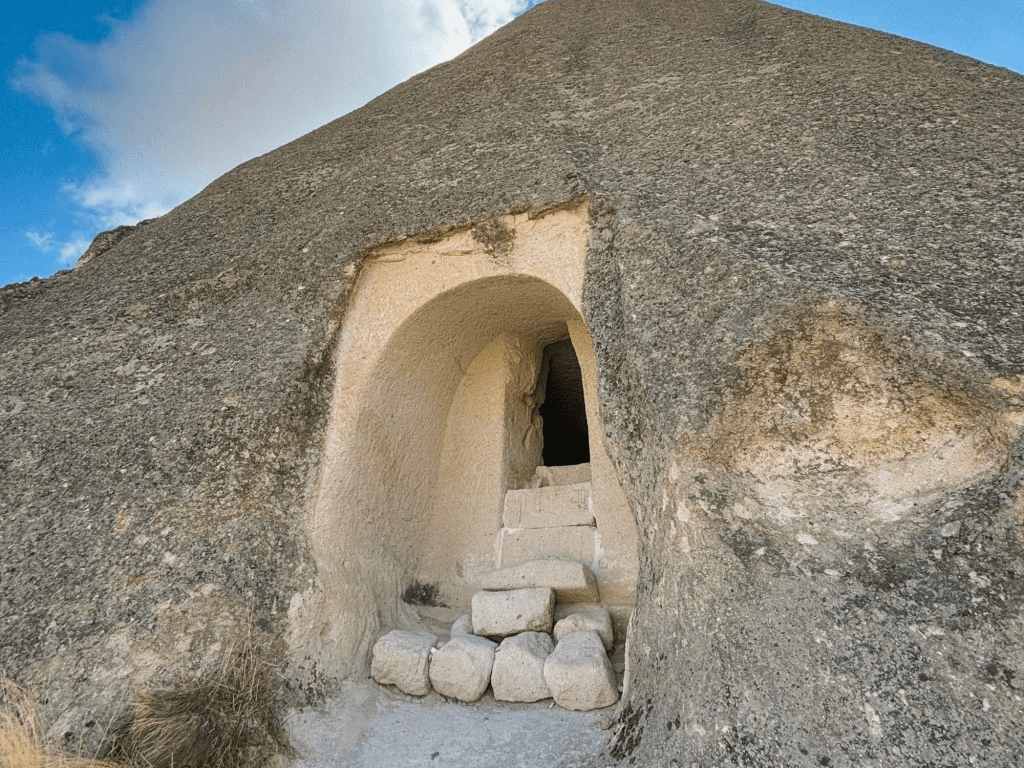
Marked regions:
[427,634,497,702]
[543,630,618,711]
[554,607,614,651]
[496,526,596,568]
[529,463,592,488]
[481,558,599,603]
[450,613,473,638]
[370,630,437,696]
[491,631,554,703]
[471,587,555,637]
[503,483,594,528]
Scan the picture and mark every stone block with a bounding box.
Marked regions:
[554,607,614,651]
[450,613,473,638]
[471,587,555,637]
[370,630,437,696]
[481,558,599,603]
[496,526,596,567]
[427,634,497,702]
[543,630,618,711]
[503,483,594,528]
[491,631,554,703]
[529,463,592,488]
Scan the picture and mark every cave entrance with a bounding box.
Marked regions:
[299,203,638,684]
[537,339,590,467]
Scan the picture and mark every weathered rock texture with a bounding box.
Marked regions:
[1,0,1022,764]
[472,588,556,638]
[428,635,497,703]
[450,614,474,638]
[370,630,437,697]
[554,608,614,652]
[544,630,619,712]
[73,220,154,271]
[491,631,555,703]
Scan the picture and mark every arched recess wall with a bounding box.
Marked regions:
[288,203,638,682]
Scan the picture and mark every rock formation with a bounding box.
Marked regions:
[1,0,1022,764]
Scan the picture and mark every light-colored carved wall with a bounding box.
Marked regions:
[288,203,638,680]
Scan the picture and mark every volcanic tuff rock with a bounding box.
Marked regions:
[472,588,557,638]
[370,630,438,697]
[544,630,618,712]
[1,0,1022,765]
[554,607,614,652]
[491,631,555,703]
[428,635,497,703]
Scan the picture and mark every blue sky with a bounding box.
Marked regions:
[2,0,1021,288]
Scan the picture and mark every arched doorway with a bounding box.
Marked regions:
[290,204,637,682]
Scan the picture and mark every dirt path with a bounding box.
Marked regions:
[288,680,613,768]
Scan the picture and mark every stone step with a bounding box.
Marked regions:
[528,462,592,488]
[496,526,596,568]
[481,558,599,603]
[503,482,594,529]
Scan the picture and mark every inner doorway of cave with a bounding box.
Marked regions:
[537,339,590,467]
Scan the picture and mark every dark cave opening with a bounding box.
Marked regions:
[538,338,590,467]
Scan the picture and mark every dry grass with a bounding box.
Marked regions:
[0,678,121,768]
[112,643,290,768]
[3,638,290,768]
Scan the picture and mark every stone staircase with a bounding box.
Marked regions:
[495,464,597,569]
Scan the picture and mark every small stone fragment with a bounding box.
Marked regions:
[554,607,614,651]
[428,634,497,702]
[481,558,599,603]
[370,630,438,696]
[450,613,473,637]
[491,631,554,703]
[471,587,555,637]
[544,630,618,711]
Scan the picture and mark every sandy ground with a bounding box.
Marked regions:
[287,679,614,768]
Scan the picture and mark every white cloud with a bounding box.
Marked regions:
[13,0,531,231]
[25,230,55,251]
[24,228,92,267]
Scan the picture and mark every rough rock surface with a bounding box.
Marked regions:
[471,588,555,638]
[481,559,599,603]
[544,631,618,712]
[0,0,1022,764]
[73,220,154,271]
[491,631,555,703]
[427,635,497,703]
[450,614,473,638]
[554,608,614,652]
[369,630,437,697]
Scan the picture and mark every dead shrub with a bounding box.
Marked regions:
[112,643,290,768]
[0,678,122,768]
